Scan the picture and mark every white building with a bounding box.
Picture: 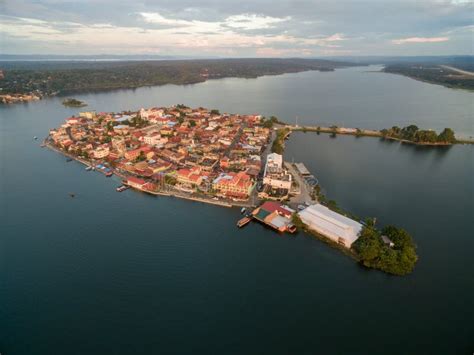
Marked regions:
[143,132,163,146]
[140,107,164,120]
[263,153,292,190]
[92,146,110,159]
[298,204,362,248]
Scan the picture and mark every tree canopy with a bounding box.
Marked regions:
[353,225,418,275]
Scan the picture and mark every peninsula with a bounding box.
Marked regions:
[46,105,418,275]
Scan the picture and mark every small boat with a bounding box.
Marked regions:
[237,216,252,228]
[85,166,93,171]
[66,158,73,162]
[240,207,246,214]
[287,224,297,233]
[33,136,38,140]
[40,143,46,148]
[116,185,130,192]
[105,171,113,177]
[69,193,75,198]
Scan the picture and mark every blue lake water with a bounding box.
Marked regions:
[1,66,473,354]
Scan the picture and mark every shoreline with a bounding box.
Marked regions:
[287,125,474,145]
[44,140,250,209]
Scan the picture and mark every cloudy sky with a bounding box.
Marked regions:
[1,0,473,57]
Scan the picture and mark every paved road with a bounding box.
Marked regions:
[285,162,316,208]
[440,65,474,77]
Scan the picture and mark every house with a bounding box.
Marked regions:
[92,145,110,159]
[176,167,203,186]
[127,176,146,189]
[251,202,296,233]
[212,172,253,199]
[298,204,362,248]
[381,235,395,248]
[124,146,152,161]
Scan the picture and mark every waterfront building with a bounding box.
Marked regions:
[79,111,96,119]
[298,204,362,248]
[212,172,253,199]
[92,145,110,159]
[251,201,296,233]
[177,167,204,187]
[263,153,292,190]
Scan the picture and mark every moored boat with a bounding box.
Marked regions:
[237,216,252,228]
[116,185,130,192]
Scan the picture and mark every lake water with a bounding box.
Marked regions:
[1,66,473,354]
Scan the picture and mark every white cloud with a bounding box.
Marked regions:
[224,14,291,30]
[392,36,450,44]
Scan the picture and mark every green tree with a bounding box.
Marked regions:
[437,128,456,143]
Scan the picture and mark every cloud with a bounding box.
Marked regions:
[224,14,291,30]
[1,0,472,56]
[392,36,450,44]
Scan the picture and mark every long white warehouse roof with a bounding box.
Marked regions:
[299,204,362,247]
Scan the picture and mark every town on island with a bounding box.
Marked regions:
[45,105,418,275]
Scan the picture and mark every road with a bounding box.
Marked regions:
[284,162,316,208]
[440,65,474,77]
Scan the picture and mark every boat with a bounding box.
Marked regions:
[105,171,113,177]
[237,216,252,228]
[85,166,93,171]
[116,185,130,192]
[66,158,73,162]
[33,136,38,140]
[69,193,75,198]
[240,207,247,214]
[287,224,297,233]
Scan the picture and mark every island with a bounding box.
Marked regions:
[62,98,87,107]
[45,105,418,276]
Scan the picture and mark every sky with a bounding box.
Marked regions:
[1,0,473,57]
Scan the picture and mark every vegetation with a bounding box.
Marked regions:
[271,128,290,154]
[384,63,474,91]
[164,175,177,186]
[262,116,282,129]
[62,98,87,107]
[380,125,457,144]
[353,225,418,276]
[291,213,305,230]
[0,58,354,97]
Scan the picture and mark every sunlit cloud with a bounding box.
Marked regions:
[224,14,291,30]
[392,36,450,44]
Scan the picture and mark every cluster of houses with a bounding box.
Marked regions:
[49,105,271,200]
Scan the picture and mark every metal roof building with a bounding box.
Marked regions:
[295,163,311,176]
[298,204,362,248]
